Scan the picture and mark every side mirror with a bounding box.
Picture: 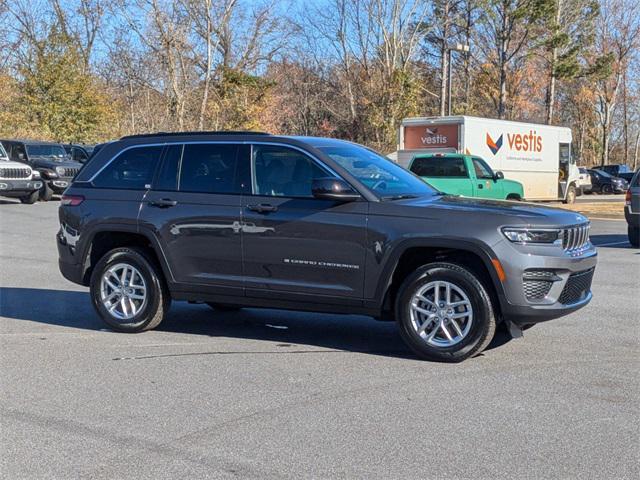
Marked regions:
[494,171,504,180]
[312,178,360,202]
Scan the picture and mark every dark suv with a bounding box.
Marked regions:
[0,139,83,200]
[57,132,597,362]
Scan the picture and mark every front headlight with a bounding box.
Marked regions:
[55,166,66,176]
[502,227,561,244]
[31,170,41,179]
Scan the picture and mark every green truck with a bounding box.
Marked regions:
[408,153,525,200]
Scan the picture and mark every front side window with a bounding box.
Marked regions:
[411,156,467,178]
[471,158,494,179]
[317,143,436,199]
[252,145,333,197]
[179,143,239,194]
[93,146,163,190]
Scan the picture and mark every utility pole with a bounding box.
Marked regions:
[447,43,470,116]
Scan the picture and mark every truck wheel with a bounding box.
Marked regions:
[39,183,53,201]
[395,262,496,362]
[629,226,640,248]
[563,185,577,204]
[90,247,170,332]
[19,190,39,204]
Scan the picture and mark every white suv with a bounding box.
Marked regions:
[578,167,592,194]
[0,143,42,204]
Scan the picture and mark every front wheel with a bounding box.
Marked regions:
[395,262,496,362]
[20,190,39,204]
[39,182,53,201]
[90,247,170,332]
[601,184,613,195]
[629,226,640,248]
[563,184,577,204]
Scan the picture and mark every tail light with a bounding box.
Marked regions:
[61,195,84,206]
[626,190,631,206]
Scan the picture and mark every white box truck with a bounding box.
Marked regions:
[396,115,581,203]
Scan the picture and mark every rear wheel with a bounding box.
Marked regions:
[629,226,640,248]
[395,262,496,362]
[90,247,170,332]
[19,190,39,204]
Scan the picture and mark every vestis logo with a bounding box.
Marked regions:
[486,133,503,155]
[507,130,543,152]
[420,127,448,145]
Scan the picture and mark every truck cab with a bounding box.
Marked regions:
[408,153,524,200]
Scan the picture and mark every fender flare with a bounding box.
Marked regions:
[373,237,507,311]
[79,223,175,284]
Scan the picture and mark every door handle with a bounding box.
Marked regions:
[247,203,278,213]
[148,198,177,208]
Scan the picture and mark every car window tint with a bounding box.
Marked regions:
[155,144,183,191]
[179,143,239,194]
[93,146,162,190]
[252,145,332,197]
[411,157,467,177]
[472,157,494,179]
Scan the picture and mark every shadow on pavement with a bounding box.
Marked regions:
[0,287,515,361]
[590,234,632,248]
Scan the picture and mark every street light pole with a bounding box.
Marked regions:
[447,43,470,116]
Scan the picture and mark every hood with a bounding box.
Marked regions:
[378,194,589,228]
[30,157,83,169]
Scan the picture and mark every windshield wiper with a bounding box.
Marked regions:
[381,194,419,200]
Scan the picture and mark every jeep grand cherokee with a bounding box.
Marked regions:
[57,132,597,362]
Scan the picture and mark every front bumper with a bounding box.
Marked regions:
[493,238,597,325]
[46,179,72,193]
[0,179,43,196]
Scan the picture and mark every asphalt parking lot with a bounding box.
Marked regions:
[1,199,638,479]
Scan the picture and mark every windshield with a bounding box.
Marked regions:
[0,143,7,160]
[26,144,67,158]
[317,143,437,199]
[595,169,613,178]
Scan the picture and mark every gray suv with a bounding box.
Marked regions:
[57,132,597,362]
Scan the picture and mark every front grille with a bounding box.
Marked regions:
[62,167,79,178]
[562,223,590,251]
[0,167,31,179]
[559,268,595,305]
[523,280,553,300]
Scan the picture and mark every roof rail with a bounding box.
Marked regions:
[120,131,271,140]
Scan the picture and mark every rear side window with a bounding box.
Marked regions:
[631,171,640,187]
[411,156,467,178]
[93,146,162,190]
[179,143,239,194]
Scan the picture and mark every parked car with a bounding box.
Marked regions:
[0,139,83,200]
[0,142,42,203]
[598,164,635,183]
[578,167,592,194]
[587,169,628,194]
[408,153,525,200]
[62,144,95,164]
[625,170,639,247]
[58,132,597,363]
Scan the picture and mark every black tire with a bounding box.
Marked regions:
[506,194,522,201]
[19,190,39,204]
[629,226,640,248]
[39,182,53,201]
[395,262,496,362]
[90,247,170,332]
[206,303,241,312]
[601,184,613,195]
[563,184,577,204]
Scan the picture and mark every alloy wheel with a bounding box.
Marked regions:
[100,263,148,321]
